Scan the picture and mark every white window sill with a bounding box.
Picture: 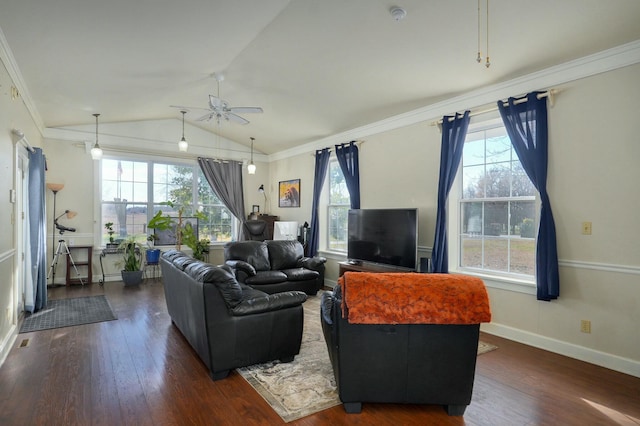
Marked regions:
[449,268,536,295]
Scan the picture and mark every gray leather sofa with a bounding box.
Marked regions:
[160,250,307,380]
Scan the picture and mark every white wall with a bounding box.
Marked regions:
[275,64,640,377]
[0,57,43,364]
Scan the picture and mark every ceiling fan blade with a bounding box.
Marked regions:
[229,106,263,114]
[226,113,250,125]
[195,112,215,122]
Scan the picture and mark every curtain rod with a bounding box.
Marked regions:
[12,129,35,153]
[431,89,556,126]
[311,140,365,156]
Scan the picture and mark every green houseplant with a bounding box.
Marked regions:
[147,200,208,258]
[118,236,145,286]
[104,222,118,248]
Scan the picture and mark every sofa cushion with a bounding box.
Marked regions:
[173,254,197,271]
[231,291,308,316]
[266,240,304,270]
[282,267,319,282]
[224,241,270,271]
[245,270,288,285]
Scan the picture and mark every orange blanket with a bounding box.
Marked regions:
[339,272,491,325]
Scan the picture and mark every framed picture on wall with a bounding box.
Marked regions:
[278,179,300,208]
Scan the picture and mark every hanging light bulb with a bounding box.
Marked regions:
[91,113,103,160]
[248,137,256,174]
[178,110,188,152]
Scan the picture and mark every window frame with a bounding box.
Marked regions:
[95,155,237,247]
[447,117,539,290]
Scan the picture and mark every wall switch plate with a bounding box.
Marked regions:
[582,222,592,235]
[580,319,591,333]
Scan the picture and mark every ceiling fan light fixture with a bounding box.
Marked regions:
[91,113,103,160]
[248,136,256,174]
[178,110,188,152]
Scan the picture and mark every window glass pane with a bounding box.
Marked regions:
[512,162,536,196]
[328,206,348,251]
[485,164,512,198]
[485,133,512,165]
[458,125,536,278]
[329,162,349,204]
[327,160,350,252]
[461,202,483,235]
[483,201,508,236]
[462,165,485,199]
[461,237,483,269]
[463,136,485,167]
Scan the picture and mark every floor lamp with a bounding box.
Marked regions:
[46,183,64,284]
[47,183,64,252]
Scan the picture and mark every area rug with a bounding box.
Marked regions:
[237,291,339,422]
[238,292,498,422]
[19,295,117,333]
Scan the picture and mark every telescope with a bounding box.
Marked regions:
[54,210,77,234]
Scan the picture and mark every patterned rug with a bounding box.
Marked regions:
[19,295,117,333]
[238,292,497,422]
[237,291,339,422]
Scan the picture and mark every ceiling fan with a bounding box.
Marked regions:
[171,73,263,125]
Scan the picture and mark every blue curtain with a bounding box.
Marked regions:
[27,148,47,312]
[498,92,559,301]
[431,111,471,273]
[334,141,360,209]
[308,148,331,256]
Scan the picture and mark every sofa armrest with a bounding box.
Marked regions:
[299,256,327,270]
[231,291,307,316]
[225,260,256,276]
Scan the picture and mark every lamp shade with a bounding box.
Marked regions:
[248,162,256,174]
[46,183,64,192]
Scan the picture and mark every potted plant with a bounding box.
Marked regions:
[104,222,118,249]
[118,236,145,286]
[147,200,208,254]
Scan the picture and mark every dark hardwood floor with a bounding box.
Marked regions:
[1,281,639,425]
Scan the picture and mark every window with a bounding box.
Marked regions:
[99,158,236,245]
[327,159,350,251]
[458,124,537,278]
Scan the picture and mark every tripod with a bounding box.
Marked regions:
[48,237,84,286]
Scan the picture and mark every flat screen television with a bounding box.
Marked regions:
[347,208,418,271]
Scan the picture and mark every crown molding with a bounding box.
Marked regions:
[269,39,640,162]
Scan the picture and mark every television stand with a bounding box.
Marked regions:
[338,261,402,277]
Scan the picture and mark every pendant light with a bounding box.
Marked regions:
[247,137,256,174]
[178,110,188,152]
[90,113,103,160]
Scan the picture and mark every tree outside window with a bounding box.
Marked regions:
[459,126,537,277]
[327,160,350,251]
[100,159,235,245]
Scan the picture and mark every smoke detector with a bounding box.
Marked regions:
[390,6,406,21]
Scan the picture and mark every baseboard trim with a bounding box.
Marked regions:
[0,324,18,370]
[482,322,640,378]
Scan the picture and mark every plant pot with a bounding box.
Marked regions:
[121,270,144,286]
[146,249,161,264]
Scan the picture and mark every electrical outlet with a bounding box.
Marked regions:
[581,222,592,235]
[580,319,591,334]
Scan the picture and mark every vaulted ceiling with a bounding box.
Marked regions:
[2,0,640,155]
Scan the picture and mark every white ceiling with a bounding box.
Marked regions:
[2,0,640,155]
